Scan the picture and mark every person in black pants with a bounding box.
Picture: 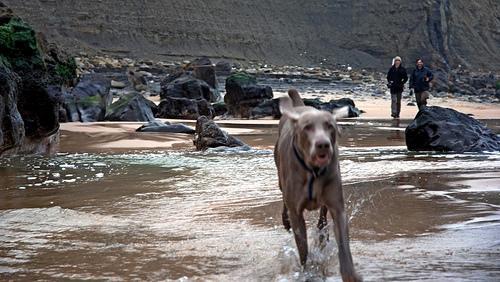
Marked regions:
[409,58,434,110]
[386,56,408,118]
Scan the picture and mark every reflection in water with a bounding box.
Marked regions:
[1,120,500,281]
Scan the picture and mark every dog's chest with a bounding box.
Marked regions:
[300,177,330,211]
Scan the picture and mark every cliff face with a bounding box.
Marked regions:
[3,0,499,70]
[0,2,76,156]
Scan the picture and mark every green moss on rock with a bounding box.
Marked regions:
[54,58,77,82]
[106,92,134,115]
[226,71,257,86]
[78,95,102,108]
[0,15,77,86]
[0,17,44,71]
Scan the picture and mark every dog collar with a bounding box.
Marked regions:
[292,143,328,201]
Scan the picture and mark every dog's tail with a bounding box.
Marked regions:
[288,89,305,107]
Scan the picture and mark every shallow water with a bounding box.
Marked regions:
[1,120,500,281]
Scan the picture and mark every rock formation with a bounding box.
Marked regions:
[405,106,500,152]
[0,2,76,155]
[224,72,273,118]
[105,92,155,122]
[157,62,220,120]
[194,116,247,151]
[136,120,195,134]
[60,75,112,122]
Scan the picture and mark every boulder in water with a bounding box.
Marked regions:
[194,116,248,151]
[105,92,155,122]
[136,120,195,134]
[405,106,500,152]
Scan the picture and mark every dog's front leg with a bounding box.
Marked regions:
[288,209,308,265]
[329,207,362,282]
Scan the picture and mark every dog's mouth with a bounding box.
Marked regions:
[311,152,332,168]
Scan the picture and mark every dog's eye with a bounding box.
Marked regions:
[304,124,314,131]
[325,122,334,130]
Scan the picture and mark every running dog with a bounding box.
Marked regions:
[274,89,361,282]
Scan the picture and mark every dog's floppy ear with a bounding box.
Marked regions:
[279,96,300,121]
[332,106,349,120]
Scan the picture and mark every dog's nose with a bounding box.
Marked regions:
[315,140,331,150]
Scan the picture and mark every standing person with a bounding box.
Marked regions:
[410,58,434,110]
[386,56,408,118]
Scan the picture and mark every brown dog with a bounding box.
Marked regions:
[274,89,361,282]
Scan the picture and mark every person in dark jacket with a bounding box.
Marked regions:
[410,58,434,110]
[386,56,408,118]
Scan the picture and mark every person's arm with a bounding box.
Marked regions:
[387,69,391,83]
[402,69,408,84]
[427,69,434,82]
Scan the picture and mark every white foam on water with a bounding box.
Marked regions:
[0,206,131,234]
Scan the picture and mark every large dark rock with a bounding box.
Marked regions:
[405,106,500,152]
[194,116,247,151]
[158,73,219,120]
[157,96,214,120]
[188,57,218,89]
[136,120,195,134]
[105,92,155,122]
[224,72,273,118]
[160,74,220,103]
[61,76,112,122]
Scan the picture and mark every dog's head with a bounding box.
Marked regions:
[280,96,344,169]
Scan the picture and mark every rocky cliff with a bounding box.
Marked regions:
[0,2,76,156]
[3,0,500,70]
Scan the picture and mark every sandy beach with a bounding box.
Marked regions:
[59,96,499,152]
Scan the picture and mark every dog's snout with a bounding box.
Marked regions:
[315,140,331,150]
